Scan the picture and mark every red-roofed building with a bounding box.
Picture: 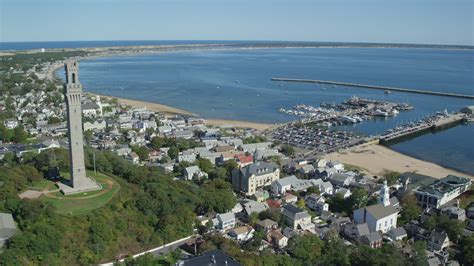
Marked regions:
[266,199,282,209]
[235,154,254,167]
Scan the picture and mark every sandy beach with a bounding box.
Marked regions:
[205,119,275,131]
[324,143,474,180]
[100,94,196,116]
[97,94,274,131]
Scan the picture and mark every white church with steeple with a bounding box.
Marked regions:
[353,179,399,233]
[96,94,103,116]
[380,180,391,207]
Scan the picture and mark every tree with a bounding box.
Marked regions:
[351,244,408,266]
[258,208,281,222]
[2,152,15,166]
[437,213,463,242]
[296,199,305,208]
[223,159,238,175]
[320,236,350,266]
[208,167,228,180]
[381,170,401,185]
[348,187,369,211]
[280,144,295,156]
[173,161,192,174]
[399,194,421,225]
[197,158,213,173]
[84,129,93,143]
[131,145,149,161]
[47,116,62,124]
[167,146,179,160]
[328,193,349,214]
[200,179,237,213]
[243,135,267,144]
[0,124,13,142]
[287,235,324,264]
[411,241,428,266]
[307,186,320,195]
[13,126,28,143]
[150,136,166,149]
[457,235,474,265]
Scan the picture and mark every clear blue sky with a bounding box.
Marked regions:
[1,0,472,45]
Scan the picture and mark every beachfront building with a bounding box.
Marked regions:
[232,161,280,196]
[414,175,471,209]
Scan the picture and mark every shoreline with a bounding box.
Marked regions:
[96,93,275,131]
[4,41,474,55]
[324,143,474,180]
[100,94,473,179]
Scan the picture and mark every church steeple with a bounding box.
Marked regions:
[380,180,390,206]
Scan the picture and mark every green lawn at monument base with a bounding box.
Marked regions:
[42,171,120,215]
[29,179,55,191]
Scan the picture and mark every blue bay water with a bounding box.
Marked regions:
[58,48,474,174]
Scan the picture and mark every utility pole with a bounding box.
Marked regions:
[93,152,96,175]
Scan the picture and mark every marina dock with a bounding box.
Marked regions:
[271,78,474,99]
[379,113,465,145]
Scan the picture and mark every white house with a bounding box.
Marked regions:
[271,175,323,196]
[327,161,344,171]
[126,152,140,164]
[83,120,107,132]
[388,227,407,241]
[183,166,208,181]
[229,226,254,242]
[3,120,18,129]
[329,173,353,187]
[82,102,100,117]
[336,187,352,198]
[269,229,288,249]
[281,204,312,230]
[305,194,329,214]
[320,181,334,195]
[242,200,269,217]
[216,212,236,231]
[315,158,327,168]
[178,154,197,163]
[240,142,272,153]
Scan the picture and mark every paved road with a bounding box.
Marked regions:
[150,235,197,257]
[98,235,196,265]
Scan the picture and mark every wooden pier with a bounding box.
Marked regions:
[271,78,474,99]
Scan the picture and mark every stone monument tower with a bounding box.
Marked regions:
[60,61,100,194]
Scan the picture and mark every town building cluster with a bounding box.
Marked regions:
[1,83,472,265]
[1,57,473,265]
